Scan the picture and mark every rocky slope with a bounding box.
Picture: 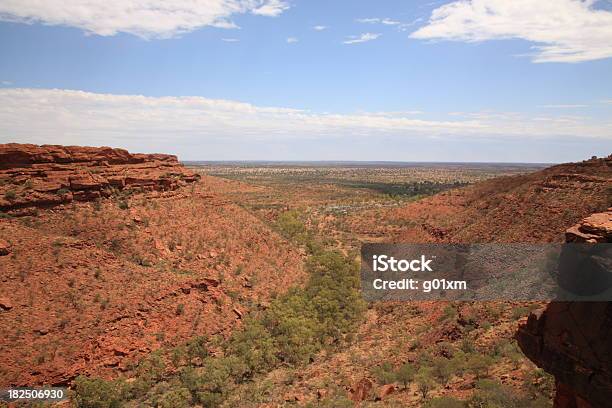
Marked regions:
[0,143,199,215]
[248,156,611,406]
[517,210,612,408]
[368,155,611,244]
[0,145,306,387]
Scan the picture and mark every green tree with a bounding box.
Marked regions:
[433,356,453,384]
[416,367,435,400]
[373,362,396,385]
[155,387,192,408]
[467,354,493,379]
[73,376,126,408]
[396,362,415,389]
[276,210,306,240]
[467,379,535,408]
[226,319,278,378]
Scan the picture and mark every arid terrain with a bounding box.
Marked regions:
[0,145,610,407]
[193,162,547,253]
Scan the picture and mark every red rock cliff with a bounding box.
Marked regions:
[516,210,612,408]
[0,143,199,214]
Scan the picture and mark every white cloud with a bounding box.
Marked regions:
[251,0,288,16]
[381,18,400,26]
[356,18,400,25]
[221,38,239,42]
[410,0,612,63]
[601,99,612,104]
[0,0,289,39]
[343,33,381,44]
[313,25,327,31]
[1,81,12,86]
[0,89,610,154]
[356,18,379,24]
[539,104,589,109]
[286,37,298,43]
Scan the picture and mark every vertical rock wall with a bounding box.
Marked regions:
[516,210,612,408]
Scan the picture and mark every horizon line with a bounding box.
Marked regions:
[182,159,556,165]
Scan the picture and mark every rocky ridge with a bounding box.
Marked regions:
[0,144,309,387]
[517,209,612,408]
[0,143,199,214]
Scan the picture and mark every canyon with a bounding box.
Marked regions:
[0,144,610,407]
[0,144,306,387]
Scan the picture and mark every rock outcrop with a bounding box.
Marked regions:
[0,238,10,256]
[566,211,612,243]
[0,143,199,214]
[350,378,373,402]
[516,210,612,408]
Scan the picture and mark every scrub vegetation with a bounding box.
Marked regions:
[73,216,366,407]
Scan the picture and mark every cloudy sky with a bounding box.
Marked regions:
[0,0,611,162]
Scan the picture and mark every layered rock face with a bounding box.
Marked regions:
[516,210,612,408]
[566,211,612,243]
[0,143,199,214]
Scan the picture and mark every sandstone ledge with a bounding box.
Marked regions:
[0,143,199,213]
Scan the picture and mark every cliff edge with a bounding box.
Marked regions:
[516,210,612,408]
[0,143,199,214]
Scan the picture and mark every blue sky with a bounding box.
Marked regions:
[0,0,611,162]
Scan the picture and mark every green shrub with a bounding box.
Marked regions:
[186,336,209,362]
[276,210,306,240]
[448,351,468,376]
[440,304,458,321]
[460,338,475,353]
[396,362,415,389]
[467,379,539,408]
[436,341,454,358]
[373,361,396,384]
[524,368,555,400]
[303,251,366,339]
[226,319,278,378]
[432,356,453,384]
[175,303,184,316]
[73,376,126,408]
[466,354,493,379]
[70,247,366,407]
[512,306,526,319]
[263,290,319,364]
[153,386,192,408]
[426,396,467,408]
[190,357,236,405]
[123,352,166,398]
[416,367,435,399]
[316,395,354,408]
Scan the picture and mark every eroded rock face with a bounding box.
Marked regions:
[350,378,373,402]
[566,210,612,243]
[516,210,612,408]
[0,143,199,214]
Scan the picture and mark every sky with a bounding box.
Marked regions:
[0,0,611,162]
